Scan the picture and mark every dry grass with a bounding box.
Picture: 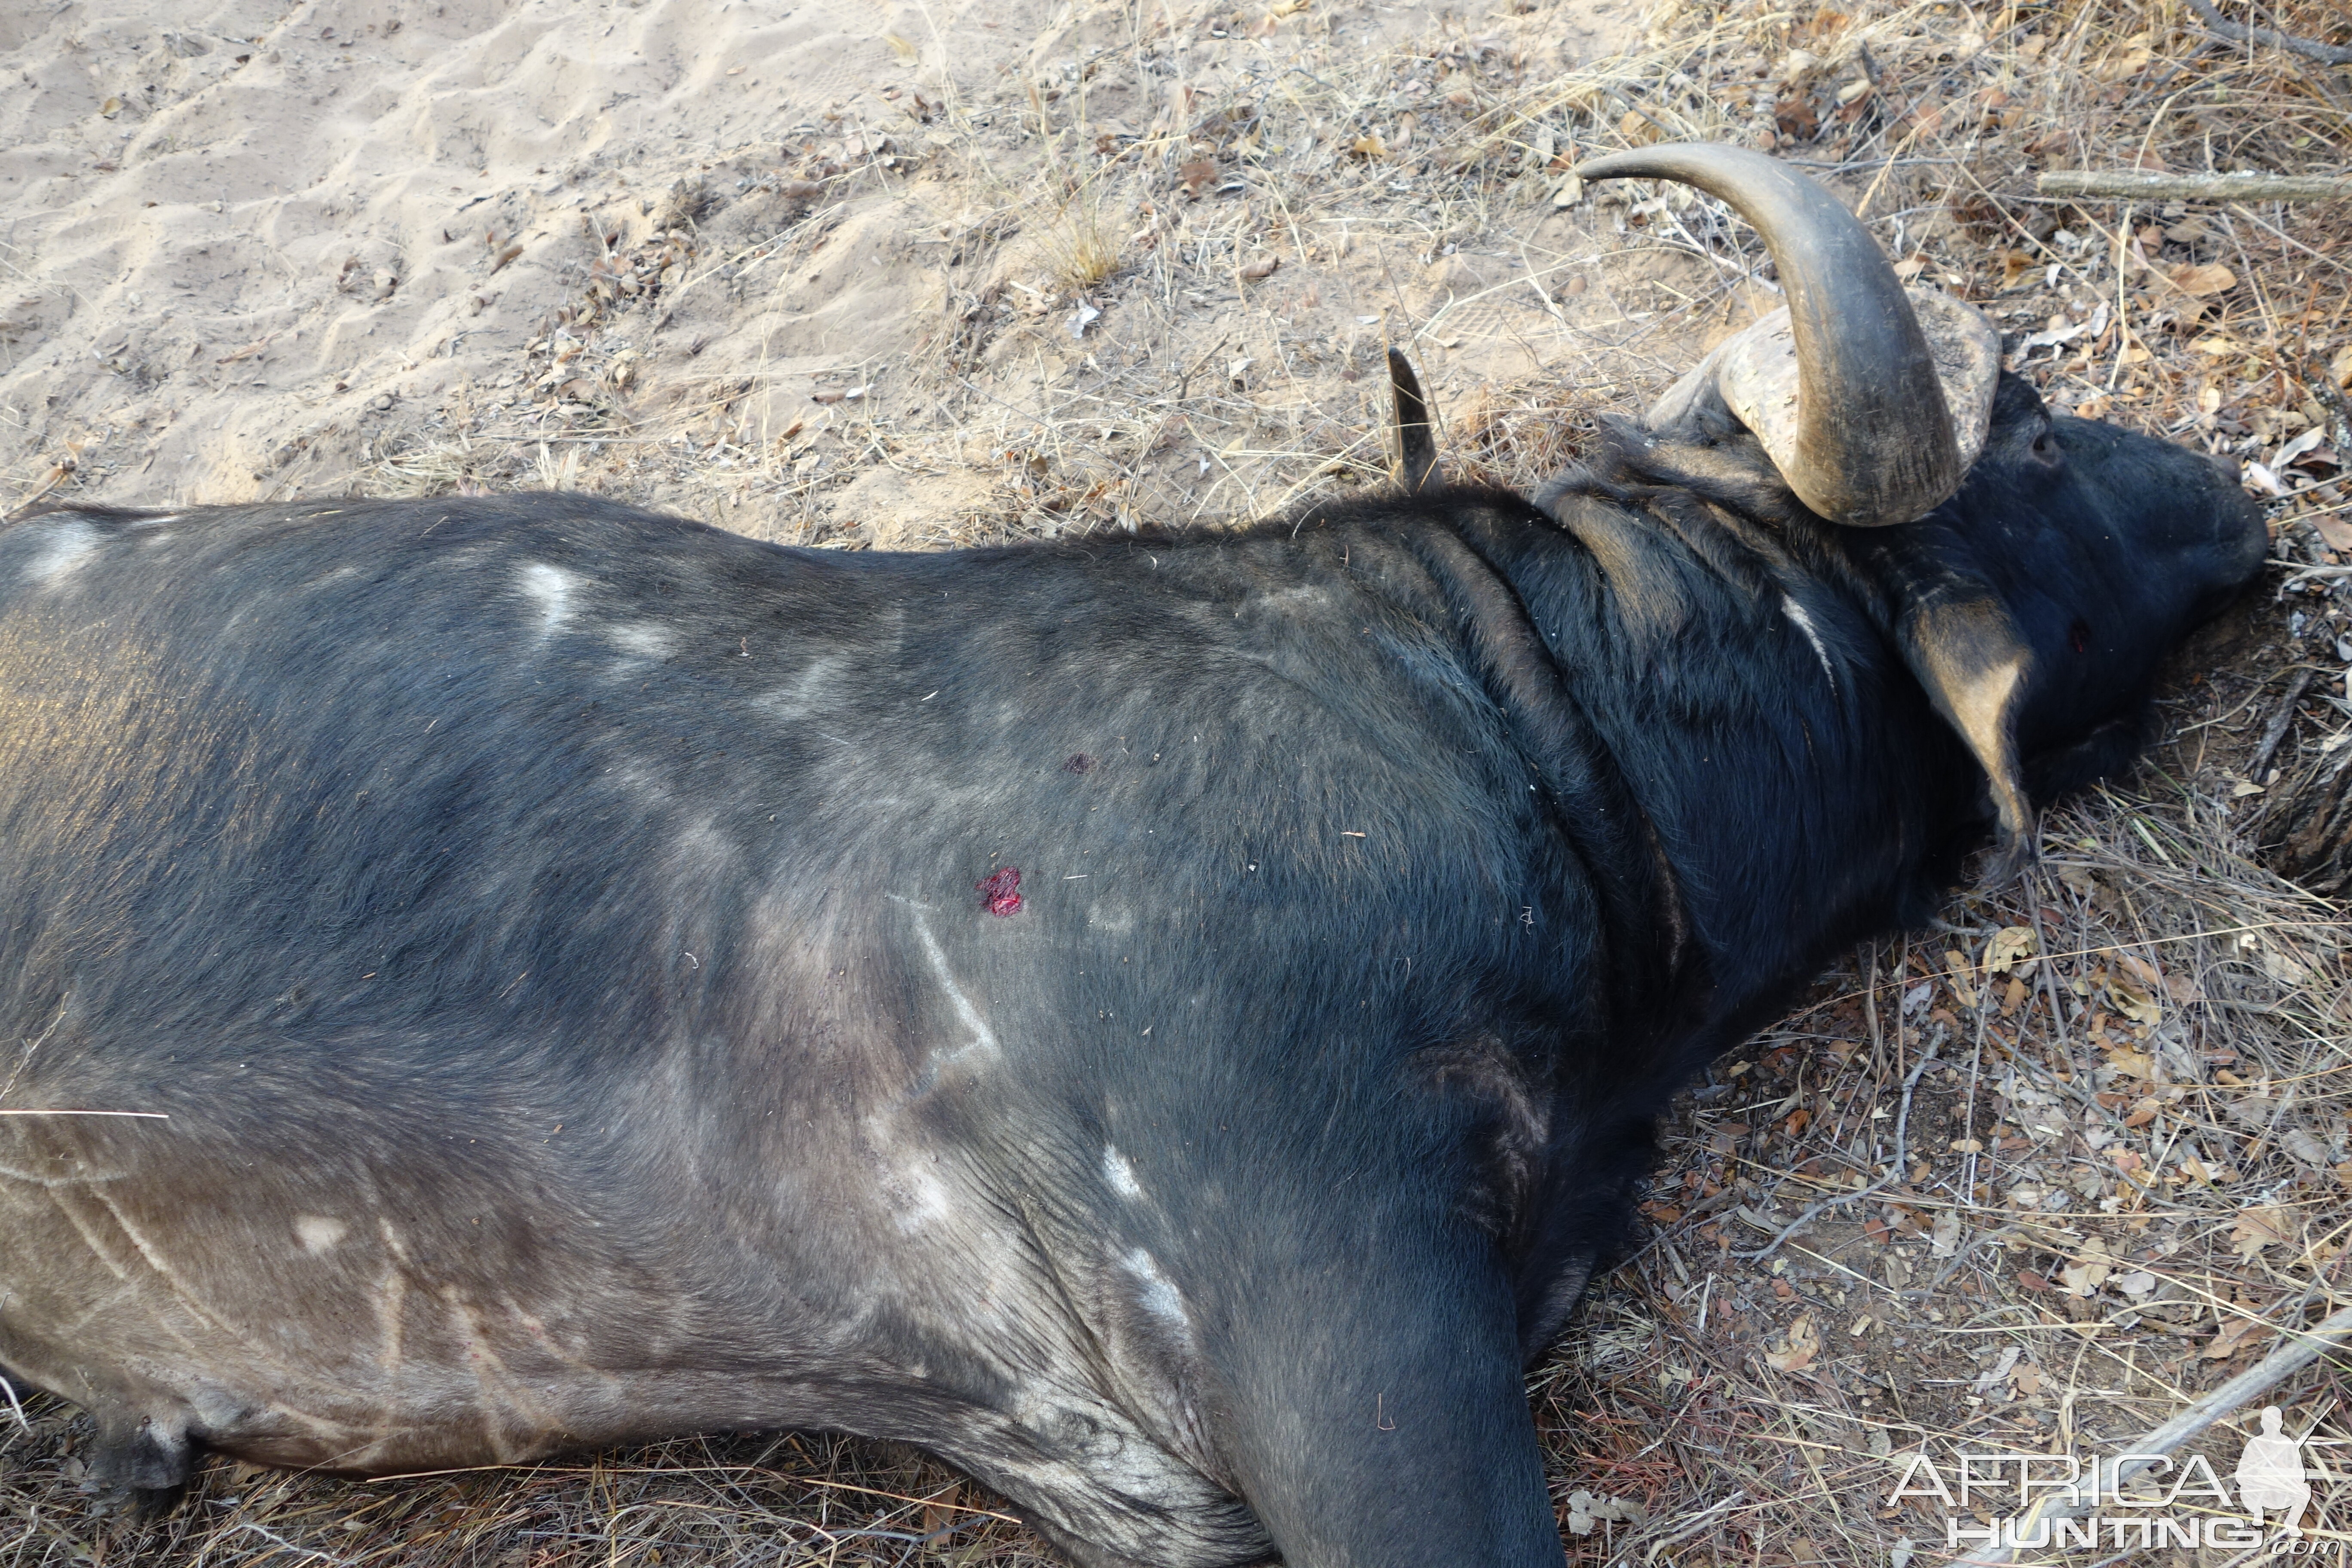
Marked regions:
[10,0,2352,1562]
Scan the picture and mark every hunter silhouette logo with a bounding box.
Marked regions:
[1894,1409,2317,1552]
[2236,1406,2310,1532]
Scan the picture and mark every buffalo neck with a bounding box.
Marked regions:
[1410,490,1979,1047]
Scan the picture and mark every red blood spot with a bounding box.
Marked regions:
[977,866,1023,917]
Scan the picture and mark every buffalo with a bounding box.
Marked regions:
[0,144,2264,1566]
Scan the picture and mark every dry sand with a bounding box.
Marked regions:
[0,0,1668,542]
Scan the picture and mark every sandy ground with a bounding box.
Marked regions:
[0,0,1682,544]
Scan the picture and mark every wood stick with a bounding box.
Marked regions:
[2037,171,2352,202]
[2184,0,2352,65]
[2248,668,2316,784]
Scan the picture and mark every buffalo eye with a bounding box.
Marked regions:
[2069,619,2091,654]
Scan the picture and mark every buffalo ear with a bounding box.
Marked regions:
[1893,584,2037,882]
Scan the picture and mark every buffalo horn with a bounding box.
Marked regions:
[1573,142,1963,527]
[1387,348,1442,493]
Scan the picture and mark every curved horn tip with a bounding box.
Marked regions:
[1571,141,1966,527]
[1572,141,1794,186]
[1387,348,1441,494]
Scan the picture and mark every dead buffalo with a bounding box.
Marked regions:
[0,144,2263,1566]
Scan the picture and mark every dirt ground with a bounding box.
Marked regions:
[2,0,2349,1563]
[0,0,1664,537]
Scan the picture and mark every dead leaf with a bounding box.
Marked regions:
[2058,1259,2110,1295]
[1985,925,2038,975]
[1564,1490,1644,1535]
[2199,1317,2264,1360]
[1772,96,1817,141]
[2107,973,2161,1028]
[2283,1127,2332,1166]
[1238,254,1280,282]
[2162,262,2236,298]
[2092,34,2153,82]
[489,242,524,274]
[2228,1207,2291,1259]
[1347,135,1387,160]
[1615,106,1668,145]
[2312,515,2352,554]
[1764,1313,1819,1372]
[214,336,272,365]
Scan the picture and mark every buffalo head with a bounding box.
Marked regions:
[1493,142,2266,883]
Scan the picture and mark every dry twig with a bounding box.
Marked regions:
[2182,0,2352,65]
[2038,170,2352,202]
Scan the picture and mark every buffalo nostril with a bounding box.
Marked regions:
[2205,451,2240,486]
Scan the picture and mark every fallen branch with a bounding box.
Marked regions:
[1635,1489,1746,1564]
[2037,170,2352,202]
[1957,1301,2352,1566]
[2248,668,2317,782]
[2183,0,2352,65]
